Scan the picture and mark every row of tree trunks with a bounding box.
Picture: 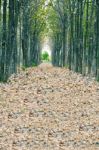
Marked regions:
[0,0,42,81]
[51,0,99,81]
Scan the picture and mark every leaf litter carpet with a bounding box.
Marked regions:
[0,63,99,150]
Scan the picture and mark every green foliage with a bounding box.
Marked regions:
[21,62,37,71]
[21,66,27,71]
[32,63,37,67]
[41,51,50,61]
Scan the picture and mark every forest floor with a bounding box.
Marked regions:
[0,63,99,150]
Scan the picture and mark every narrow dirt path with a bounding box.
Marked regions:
[0,63,99,150]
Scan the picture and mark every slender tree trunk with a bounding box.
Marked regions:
[96,0,99,80]
[0,0,7,81]
[22,0,29,67]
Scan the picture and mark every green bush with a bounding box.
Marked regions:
[21,66,27,71]
[32,62,37,67]
[41,51,50,61]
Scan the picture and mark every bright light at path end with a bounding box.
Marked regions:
[42,44,51,56]
[42,38,51,56]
